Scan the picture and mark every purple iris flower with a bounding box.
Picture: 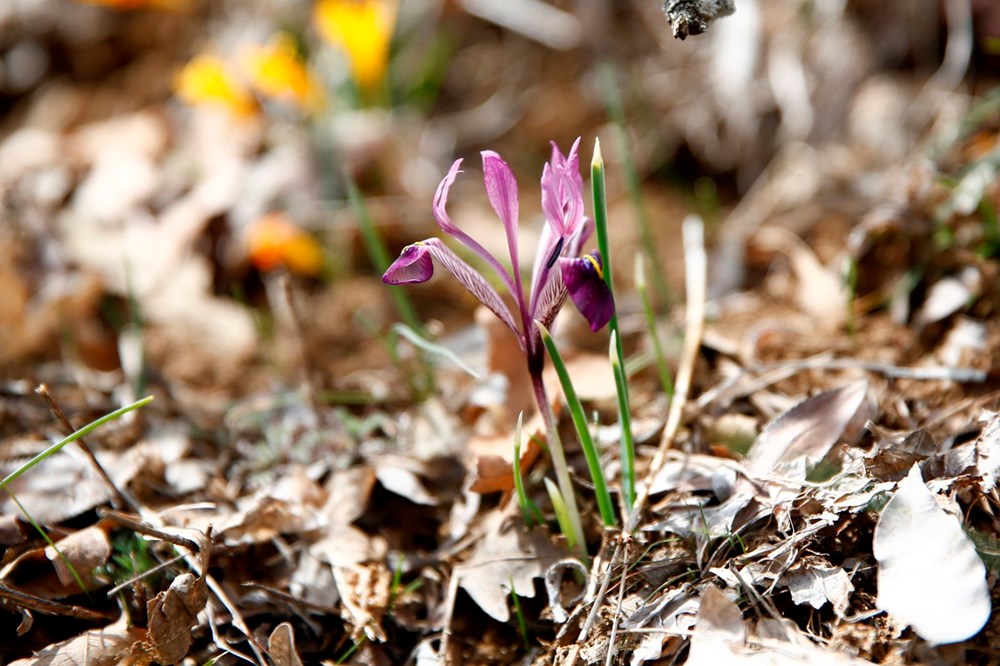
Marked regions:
[383,138,614,372]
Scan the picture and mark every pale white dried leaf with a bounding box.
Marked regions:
[975,411,1000,492]
[744,380,870,481]
[914,266,981,328]
[455,510,566,622]
[873,464,990,645]
[783,560,854,617]
[686,585,746,665]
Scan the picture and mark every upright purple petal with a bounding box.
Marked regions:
[385,239,522,344]
[540,138,585,238]
[433,158,518,299]
[559,250,614,332]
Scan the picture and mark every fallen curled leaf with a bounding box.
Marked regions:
[268,621,304,666]
[873,464,990,645]
[131,573,208,665]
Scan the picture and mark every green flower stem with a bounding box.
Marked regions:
[531,372,587,562]
[592,139,636,510]
[537,322,616,526]
[609,332,635,508]
[636,254,674,399]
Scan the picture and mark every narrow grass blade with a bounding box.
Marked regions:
[610,331,635,509]
[636,254,674,399]
[345,171,426,337]
[537,323,616,526]
[0,396,153,491]
[510,577,531,651]
[544,478,577,553]
[391,323,480,379]
[592,140,636,511]
[5,489,90,596]
[599,62,671,305]
[512,412,543,528]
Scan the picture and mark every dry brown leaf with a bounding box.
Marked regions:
[334,563,392,642]
[268,622,304,666]
[454,509,567,622]
[467,415,543,494]
[9,615,138,666]
[45,525,111,588]
[130,573,207,666]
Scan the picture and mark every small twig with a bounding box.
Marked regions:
[627,216,707,534]
[578,540,622,642]
[0,581,114,621]
[99,508,203,554]
[603,541,632,666]
[439,572,461,665]
[106,552,187,597]
[35,385,137,513]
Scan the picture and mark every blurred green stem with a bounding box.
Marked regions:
[592,139,636,511]
[599,62,672,306]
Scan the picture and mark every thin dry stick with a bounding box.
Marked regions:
[577,540,622,642]
[626,215,707,534]
[603,541,632,666]
[0,581,115,621]
[35,384,138,513]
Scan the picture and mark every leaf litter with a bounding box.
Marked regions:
[2,1,1000,665]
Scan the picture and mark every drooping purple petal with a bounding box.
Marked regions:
[382,242,434,284]
[540,138,585,238]
[433,159,518,298]
[384,239,521,343]
[481,151,521,286]
[559,250,615,332]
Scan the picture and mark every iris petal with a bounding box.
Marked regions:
[559,250,614,332]
[382,242,434,284]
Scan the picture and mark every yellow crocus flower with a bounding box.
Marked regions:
[175,54,257,118]
[314,0,397,93]
[244,33,325,113]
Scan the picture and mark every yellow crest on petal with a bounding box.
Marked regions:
[243,33,325,113]
[174,54,257,118]
[314,0,397,92]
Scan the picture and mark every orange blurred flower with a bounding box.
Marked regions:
[175,54,257,118]
[314,0,397,93]
[244,33,325,113]
[248,213,324,277]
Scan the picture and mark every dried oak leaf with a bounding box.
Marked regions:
[454,509,567,622]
